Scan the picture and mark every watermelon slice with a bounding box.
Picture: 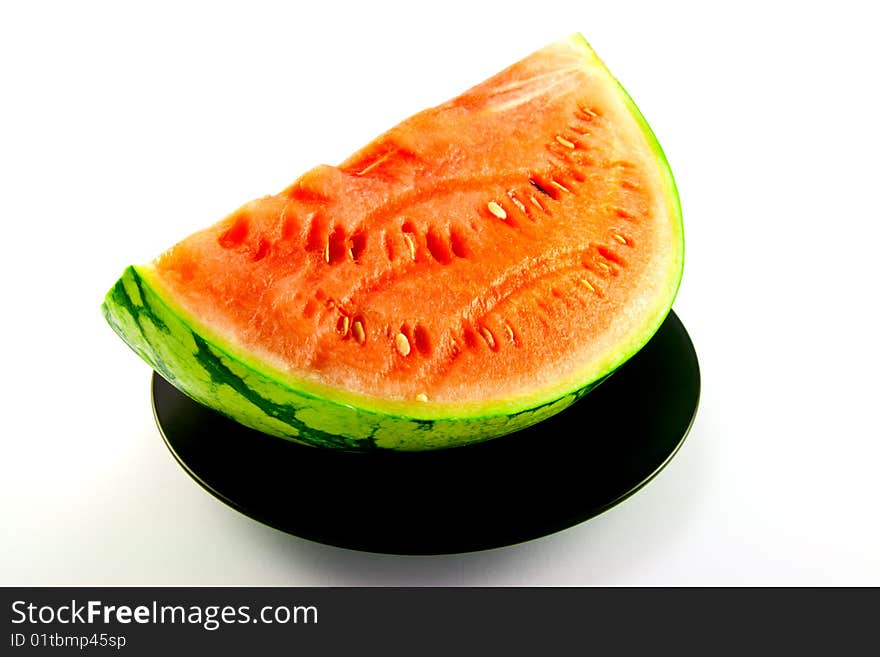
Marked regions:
[103,34,683,450]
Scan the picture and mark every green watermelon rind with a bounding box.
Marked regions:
[102,265,601,450]
[102,34,683,451]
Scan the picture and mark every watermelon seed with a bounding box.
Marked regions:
[613,233,628,245]
[479,326,497,350]
[337,315,350,337]
[579,278,596,293]
[402,233,417,260]
[416,393,428,402]
[612,206,636,220]
[596,262,611,274]
[555,135,576,149]
[487,201,507,220]
[576,104,599,119]
[395,332,411,357]
[529,195,546,212]
[550,180,570,194]
[503,321,517,345]
[349,231,368,262]
[325,226,349,264]
[355,150,391,176]
[352,320,366,345]
[507,190,527,214]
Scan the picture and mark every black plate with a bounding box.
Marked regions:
[152,310,699,555]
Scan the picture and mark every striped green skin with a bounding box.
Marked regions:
[103,266,602,451]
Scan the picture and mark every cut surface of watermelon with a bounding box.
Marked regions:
[103,34,683,450]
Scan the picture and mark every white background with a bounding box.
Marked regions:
[2,0,878,585]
